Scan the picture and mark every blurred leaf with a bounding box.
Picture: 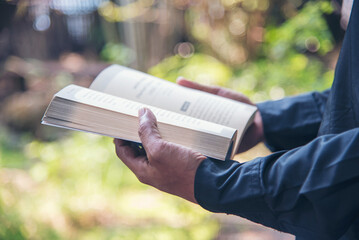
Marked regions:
[101,42,135,66]
[149,54,233,86]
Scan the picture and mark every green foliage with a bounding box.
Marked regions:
[149,54,233,86]
[234,55,334,102]
[236,1,335,101]
[0,126,29,168]
[0,133,219,239]
[149,1,335,102]
[0,197,26,240]
[264,1,334,57]
[101,42,135,66]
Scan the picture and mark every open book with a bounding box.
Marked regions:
[42,65,257,160]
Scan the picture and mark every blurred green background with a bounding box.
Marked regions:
[0,0,343,239]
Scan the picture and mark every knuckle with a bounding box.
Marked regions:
[138,119,157,138]
[212,86,221,94]
[217,87,230,97]
[138,122,147,137]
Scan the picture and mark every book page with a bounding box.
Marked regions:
[55,85,236,139]
[90,65,257,134]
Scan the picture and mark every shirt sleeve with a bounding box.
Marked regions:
[257,90,330,151]
[195,127,359,239]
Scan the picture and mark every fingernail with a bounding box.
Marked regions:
[138,108,147,117]
[176,76,184,82]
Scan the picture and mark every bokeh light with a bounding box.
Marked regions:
[174,42,195,58]
[33,14,51,32]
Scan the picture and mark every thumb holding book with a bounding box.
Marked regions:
[114,107,207,204]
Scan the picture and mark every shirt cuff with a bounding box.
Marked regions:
[194,157,265,219]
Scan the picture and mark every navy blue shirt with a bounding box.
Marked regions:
[195,1,359,239]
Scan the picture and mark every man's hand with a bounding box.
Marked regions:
[114,108,207,203]
[177,77,264,153]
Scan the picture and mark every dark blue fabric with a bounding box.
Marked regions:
[257,90,330,151]
[195,1,359,239]
[318,0,359,136]
[196,130,359,239]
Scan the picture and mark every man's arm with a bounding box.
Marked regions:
[115,107,359,239]
[195,127,359,239]
[258,90,330,151]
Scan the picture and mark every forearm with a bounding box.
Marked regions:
[195,127,359,239]
[257,90,330,151]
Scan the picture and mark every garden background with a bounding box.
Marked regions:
[0,0,343,239]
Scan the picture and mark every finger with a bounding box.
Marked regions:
[114,138,148,173]
[114,139,136,158]
[114,138,130,147]
[138,108,163,156]
[217,88,252,104]
[177,78,251,103]
[176,77,221,95]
